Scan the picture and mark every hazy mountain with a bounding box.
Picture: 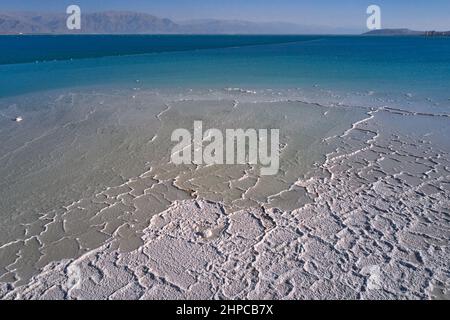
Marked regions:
[0,11,179,34]
[363,28,423,35]
[3,12,447,36]
[0,11,359,35]
[179,19,359,34]
[364,28,450,36]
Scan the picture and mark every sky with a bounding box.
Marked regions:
[1,0,450,31]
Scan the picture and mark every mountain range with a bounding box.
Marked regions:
[2,12,448,36]
[0,11,360,35]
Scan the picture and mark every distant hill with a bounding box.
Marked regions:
[0,11,359,35]
[178,19,358,35]
[179,19,304,34]
[0,11,179,34]
[2,12,448,36]
[364,28,450,36]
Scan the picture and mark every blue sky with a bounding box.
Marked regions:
[1,0,450,30]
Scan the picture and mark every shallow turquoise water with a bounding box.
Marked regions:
[0,35,450,107]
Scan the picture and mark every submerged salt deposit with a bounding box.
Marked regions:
[0,87,449,299]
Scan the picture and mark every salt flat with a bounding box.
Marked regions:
[0,88,449,299]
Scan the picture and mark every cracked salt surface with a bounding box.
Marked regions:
[0,87,449,299]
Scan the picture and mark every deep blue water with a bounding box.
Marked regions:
[0,35,450,104]
[0,35,316,65]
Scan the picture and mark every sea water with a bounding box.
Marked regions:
[0,35,449,109]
